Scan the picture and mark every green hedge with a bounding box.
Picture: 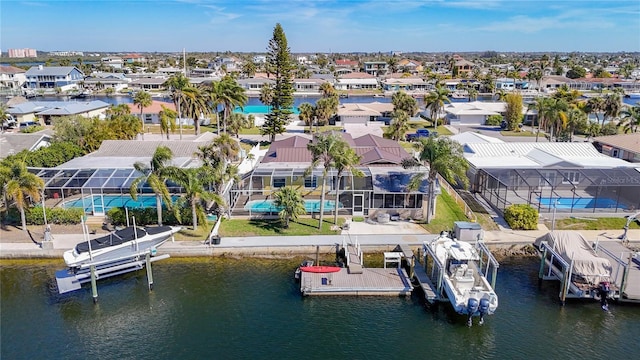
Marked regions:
[485,114,503,126]
[106,207,193,226]
[3,207,85,225]
[504,204,538,230]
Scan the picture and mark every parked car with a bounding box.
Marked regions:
[19,121,38,130]
[405,128,436,141]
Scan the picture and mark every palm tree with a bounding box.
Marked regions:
[391,91,418,116]
[384,110,410,141]
[1,161,45,231]
[215,76,248,134]
[226,113,249,138]
[331,145,363,225]
[133,90,152,139]
[180,85,209,136]
[163,73,190,139]
[423,85,450,127]
[619,105,640,133]
[298,102,314,132]
[602,93,622,126]
[273,186,306,228]
[170,166,224,231]
[129,146,174,226]
[306,133,344,229]
[401,137,469,223]
[319,82,337,98]
[158,105,177,140]
[586,96,605,125]
[259,84,274,108]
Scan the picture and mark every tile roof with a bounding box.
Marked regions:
[261,133,409,165]
[0,65,26,74]
[593,133,640,154]
[127,100,176,114]
[340,72,375,79]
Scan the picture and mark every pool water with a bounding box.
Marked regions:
[244,199,342,213]
[538,197,624,209]
[234,105,300,115]
[63,194,179,213]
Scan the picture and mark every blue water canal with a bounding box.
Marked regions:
[1,257,639,359]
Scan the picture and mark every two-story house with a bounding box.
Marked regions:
[363,61,389,76]
[0,65,26,96]
[24,65,85,91]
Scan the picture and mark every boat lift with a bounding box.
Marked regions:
[418,238,499,304]
[537,240,628,304]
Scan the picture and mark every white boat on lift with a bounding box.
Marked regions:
[63,225,180,269]
[424,232,498,326]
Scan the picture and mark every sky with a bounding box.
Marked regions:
[2,0,639,53]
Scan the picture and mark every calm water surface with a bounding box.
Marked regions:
[1,257,639,360]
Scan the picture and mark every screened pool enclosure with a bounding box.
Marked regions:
[475,167,640,214]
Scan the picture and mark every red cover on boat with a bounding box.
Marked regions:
[299,266,341,273]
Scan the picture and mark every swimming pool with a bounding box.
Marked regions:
[538,197,624,209]
[63,194,179,213]
[244,199,342,213]
[234,105,300,115]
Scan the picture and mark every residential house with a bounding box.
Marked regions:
[451,133,640,214]
[236,132,430,219]
[397,59,422,74]
[8,100,110,124]
[382,77,430,93]
[130,77,167,91]
[593,133,640,163]
[443,101,506,125]
[24,66,84,91]
[540,75,569,92]
[83,72,131,91]
[294,78,325,93]
[127,100,177,125]
[454,59,475,76]
[253,55,267,64]
[101,56,124,69]
[0,132,52,159]
[122,54,146,64]
[237,77,275,93]
[335,102,394,124]
[363,61,389,76]
[495,78,530,91]
[335,72,379,91]
[0,65,26,96]
[156,67,184,76]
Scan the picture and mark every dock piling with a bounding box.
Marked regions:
[146,253,154,291]
[90,265,98,303]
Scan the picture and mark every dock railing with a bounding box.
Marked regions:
[476,241,500,289]
[593,241,628,296]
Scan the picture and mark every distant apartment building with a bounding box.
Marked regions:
[8,48,37,58]
[48,51,84,57]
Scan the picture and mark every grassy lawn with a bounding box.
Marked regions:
[238,126,263,135]
[305,126,344,133]
[421,189,469,234]
[174,224,213,241]
[500,130,536,137]
[544,217,640,231]
[219,217,344,237]
[475,213,499,231]
[143,124,198,135]
[435,125,453,135]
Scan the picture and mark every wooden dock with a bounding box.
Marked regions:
[597,241,640,302]
[300,267,413,296]
[412,260,439,303]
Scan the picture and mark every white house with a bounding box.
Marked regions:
[444,101,506,125]
[0,65,26,96]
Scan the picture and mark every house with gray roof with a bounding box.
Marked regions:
[8,100,110,124]
[237,132,430,220]
[24,65,84,90]
[0,132,52,159]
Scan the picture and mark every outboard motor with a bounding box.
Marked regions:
[596,281,611,311]
[466,298,479,327]
[478,298,490,325]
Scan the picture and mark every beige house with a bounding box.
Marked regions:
[593,133,640,163]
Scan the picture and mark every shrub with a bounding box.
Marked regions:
[504,204,538,230]
[486,114,503,126]
[106,207,189,226]
[26,207,84,225]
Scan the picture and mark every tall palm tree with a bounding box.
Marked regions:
[226,113,249,138]
[392,91,418,116]
[586,96,605,125]
[129,146,174,226]
[169,166,224,231]
[423,85,450,127]
[331,144,363,225]
[158,105,177,140]
[384,110,410,141]
[212,133,241,163]
[215,76,248,134]
[133,90,152,139]
[1,161,44,231]
[603,93,622,126]
[306,133,344,229]
[619,105,640,133]
[401,137,469,223]
[163,73,190,140]
[180,85,209,136]
[274,186,306,228]
[298,102,314,132]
